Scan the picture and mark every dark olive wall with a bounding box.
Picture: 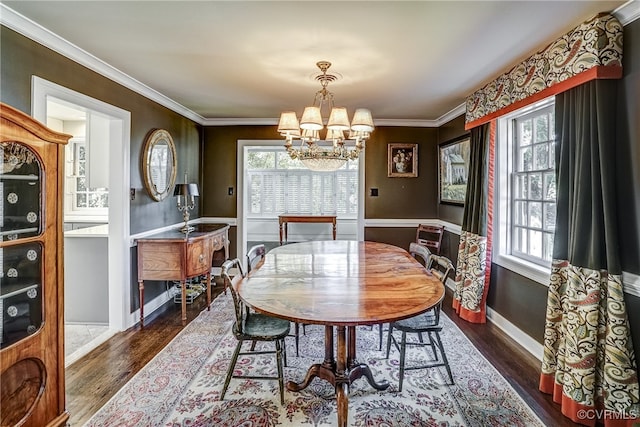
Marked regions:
[487,266,548,341]
[0,27,202,235]
[364,228,417,253]
[201,126,279,218]
[364,127,438,219]
[1,26,202,309]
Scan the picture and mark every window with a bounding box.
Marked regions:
[495,99,556,283]
[65,139,109,212]
[246,148,358,218]
[511,105,556,264]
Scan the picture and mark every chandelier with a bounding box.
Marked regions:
[277,61,374,172]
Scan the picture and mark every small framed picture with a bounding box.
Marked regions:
[439,136,471,204]
[387,143,418,177]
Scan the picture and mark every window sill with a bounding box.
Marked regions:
[493,253,551,286]
[64,214,108,223]
[493,254,640,297]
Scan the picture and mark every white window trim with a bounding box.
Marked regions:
[494,97,555,286]
[236,139,366,268]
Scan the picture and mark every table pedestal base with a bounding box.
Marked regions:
[287,325,389,427]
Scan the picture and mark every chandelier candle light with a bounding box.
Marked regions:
[278,61,374,172]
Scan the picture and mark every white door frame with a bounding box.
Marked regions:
[32,76,131,331]
[236,140,365,266]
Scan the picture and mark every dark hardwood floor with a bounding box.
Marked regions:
[65,286,576,426]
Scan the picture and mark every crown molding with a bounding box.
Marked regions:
[436,103,467,126]
[200,117,278,126]
[0,4,204,124]
[614,0,640,25]
[200,111,467,128]
[5,1,631,127]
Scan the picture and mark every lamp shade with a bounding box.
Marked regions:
[300,106,323,130]
[351,108,375,132]
[173,183,199,197]
[327,107,351,131]
[277,111,300,135]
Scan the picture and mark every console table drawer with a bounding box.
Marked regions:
[186,238,212,277]
[138,241,183,279]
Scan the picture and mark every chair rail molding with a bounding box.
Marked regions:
[364,218,462,235]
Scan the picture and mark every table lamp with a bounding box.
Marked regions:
[173,173,199,233]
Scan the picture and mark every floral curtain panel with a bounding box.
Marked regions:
[452,122,495,324]
[539,80,639,426]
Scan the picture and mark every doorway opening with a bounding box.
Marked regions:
[32,77,131,365]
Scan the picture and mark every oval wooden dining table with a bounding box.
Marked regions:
[236,240,445,427]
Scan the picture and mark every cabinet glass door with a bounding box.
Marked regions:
[1,142,44,348]
[0,243,43,348]
[1,142,42,240]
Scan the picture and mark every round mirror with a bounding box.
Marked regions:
[141,129,177,201]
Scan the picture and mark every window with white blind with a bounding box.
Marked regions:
[246,148,358,218]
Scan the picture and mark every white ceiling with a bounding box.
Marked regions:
[2,0,631,126]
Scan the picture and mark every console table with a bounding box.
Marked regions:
[278,214,337,245]
[136,223,229,325]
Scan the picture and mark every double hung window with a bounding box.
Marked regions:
[495,99,556,282]
[511,104,556,264]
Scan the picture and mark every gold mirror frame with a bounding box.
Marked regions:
[141,129,177,201]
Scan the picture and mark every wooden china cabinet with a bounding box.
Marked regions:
[0,102,71,426]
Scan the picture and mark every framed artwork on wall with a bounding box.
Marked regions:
[439,136,470,204]
[387,143,418,177]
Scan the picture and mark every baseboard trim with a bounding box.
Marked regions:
[130,290,173,326]
[443,277,543,362]
[486,307,544,362]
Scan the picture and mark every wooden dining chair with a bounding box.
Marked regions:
[385,254,455,390]
[219,258,290,405]
[415,224,444,255]
[246,243,267,274]
[246,243,302,357]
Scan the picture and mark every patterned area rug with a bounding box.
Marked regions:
[85,292,544,426]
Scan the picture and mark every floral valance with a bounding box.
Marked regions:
[465,13,623,129]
